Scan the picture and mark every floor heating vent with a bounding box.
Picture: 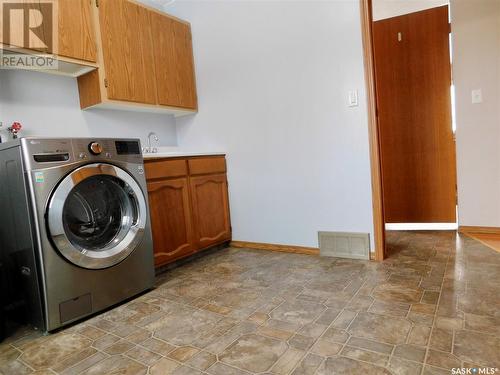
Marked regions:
[318,231,370,260]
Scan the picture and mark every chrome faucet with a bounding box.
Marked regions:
[144,132,159,153]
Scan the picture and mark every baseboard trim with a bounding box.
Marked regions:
[458,226,500,235]
[230,241,320,256]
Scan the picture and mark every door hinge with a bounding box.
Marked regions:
[104,78,108,88]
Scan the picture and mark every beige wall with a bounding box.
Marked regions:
[451,0,500,227]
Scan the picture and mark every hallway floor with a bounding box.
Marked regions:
[1,231,499,374]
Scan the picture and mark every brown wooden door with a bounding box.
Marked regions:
[147,178,194,267]
[98,0,157,103]
[373,5,456,223]
[190,174,231,249]
[151,13,197,109]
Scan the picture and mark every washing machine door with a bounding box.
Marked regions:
[47,163,147,269]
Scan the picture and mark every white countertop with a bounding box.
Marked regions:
[142,147,225,159]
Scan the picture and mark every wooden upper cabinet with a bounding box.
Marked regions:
[2,0,196,112]
[77,0,197,115]
[0,0,97,77]
[56,0,97,62]
[0,1,42,49]
[1,0,97,62]
[147,177,194,267]
[151,12,197,109]
[190,174,231,249]
[98,0,157,104]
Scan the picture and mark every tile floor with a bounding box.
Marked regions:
[1,231,499,375]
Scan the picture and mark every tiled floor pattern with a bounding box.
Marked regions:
[1,231,500,374]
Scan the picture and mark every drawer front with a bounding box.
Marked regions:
[144,159,188,180]
[188,157,226,176]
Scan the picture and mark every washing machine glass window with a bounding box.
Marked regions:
[47,163,147,269]
[63,175,136,251]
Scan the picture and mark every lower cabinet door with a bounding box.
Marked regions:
[147,178,194,267]
[190,174,231,249]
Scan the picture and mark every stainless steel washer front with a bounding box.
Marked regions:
[47,163,147,269]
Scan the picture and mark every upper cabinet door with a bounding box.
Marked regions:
[35,0,96,60]
[151,13,197,109]
[57,0,97,62]
[98,0,157,104]
[0,1,45,50]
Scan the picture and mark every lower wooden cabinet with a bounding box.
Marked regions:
[145,156,231,268]
[190,174,231,249]
[147,178,194,266]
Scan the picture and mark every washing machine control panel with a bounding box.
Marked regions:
[115,140,141,155]
[22,138,144,171]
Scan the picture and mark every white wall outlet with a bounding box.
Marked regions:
[471,89,482,104]
[348,90,359,107]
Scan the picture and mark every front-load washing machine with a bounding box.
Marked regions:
[0,138,154,332]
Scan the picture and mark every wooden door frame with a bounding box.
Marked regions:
[360,0,386,261]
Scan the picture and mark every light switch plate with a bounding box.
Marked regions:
[348,90,359,107]
[471,89,482,104]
